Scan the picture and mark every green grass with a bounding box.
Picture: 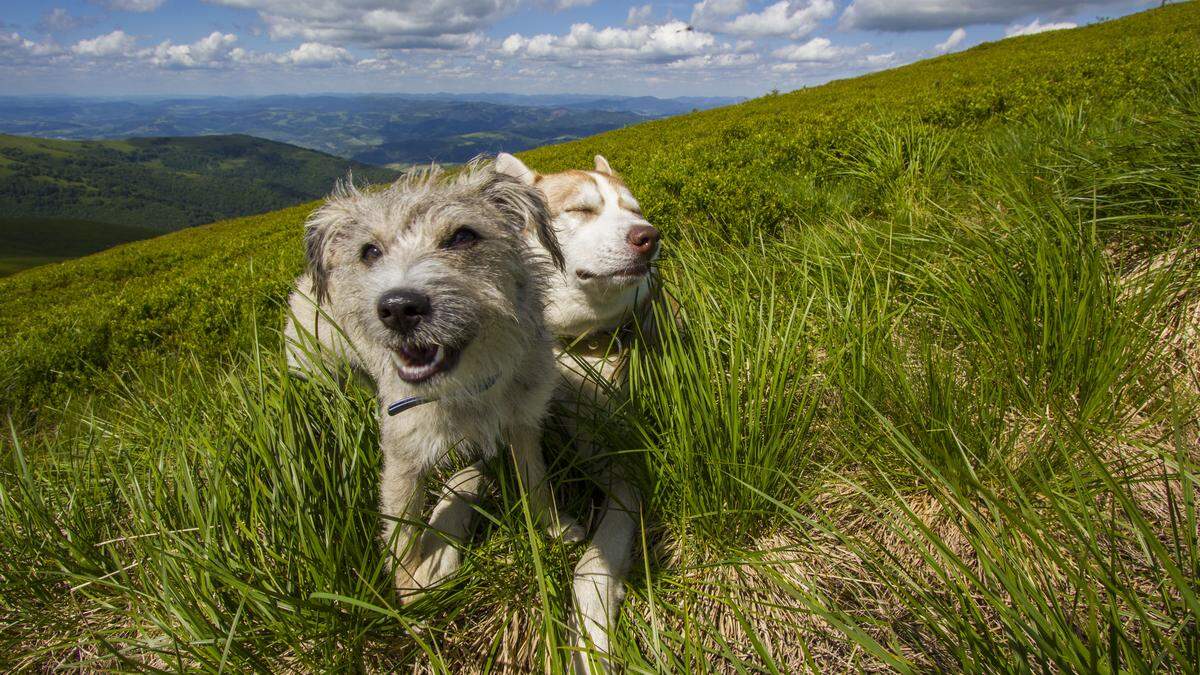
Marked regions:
[0,217,159,276]
[0,254,67,276]
[2,5,1199,671]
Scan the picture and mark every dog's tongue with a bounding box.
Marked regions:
[400,344,439,366]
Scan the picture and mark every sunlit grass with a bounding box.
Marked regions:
[3,7,1200,671]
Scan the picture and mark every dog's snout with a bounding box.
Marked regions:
[626,224,660,257]
[377,289,431,333]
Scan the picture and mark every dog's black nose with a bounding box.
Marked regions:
[626,224,660,257]
[377,289,431,333]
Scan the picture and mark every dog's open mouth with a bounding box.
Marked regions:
[391,344,461,384]
[576,263,649,281]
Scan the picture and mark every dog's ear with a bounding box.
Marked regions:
[594,154,616,176]
[305,178,363,302]
[485,170,564,270]
[495,152,538,186]
[304,210,333,304]
[303,186,354,304]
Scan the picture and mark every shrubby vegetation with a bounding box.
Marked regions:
[1,5,1198,671]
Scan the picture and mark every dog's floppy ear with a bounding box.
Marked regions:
[304,209,334,304]
[495,152,537,185]
[594,154,616,176]
[485,169,564,270]
[304,182,356,304]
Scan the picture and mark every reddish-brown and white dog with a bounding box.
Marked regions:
[433,152,663,671]
[503,152,661,671]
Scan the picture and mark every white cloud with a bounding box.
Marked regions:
[144,31,242,69]
[207,0,518,50]
[772,36,851,62]
[626,4,653,26]
[841,0,1097,31]
[501,21,721,63]
[665,52,757,69]
[863,51,895,66]
[278,41,354,66]
[140,32,353,69]
[1005,18,1076,37]
[92,0,165,12]
[549,0,596,9]
[1,31,63,62]
[71,29,136,57]
[690,0,745,20]
[935,27,965,52]
[692,0,835,38]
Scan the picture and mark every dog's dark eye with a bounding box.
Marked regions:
[442,227,479,249]
[566,205,598,215]
[361,243,382,263]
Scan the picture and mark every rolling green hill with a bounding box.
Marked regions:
[0,134,398,274]
[0,217,159,277]
[1,5,1198,672]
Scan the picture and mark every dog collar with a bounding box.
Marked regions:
[386,372,500,416]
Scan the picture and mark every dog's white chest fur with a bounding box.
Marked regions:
[377,382,528,471]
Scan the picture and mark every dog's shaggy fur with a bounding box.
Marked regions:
[284,162,575,600]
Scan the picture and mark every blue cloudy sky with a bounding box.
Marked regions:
[1,1,1157,98]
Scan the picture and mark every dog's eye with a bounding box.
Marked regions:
[442,227,480,249]
[361,243,382,263]
[566,205,598,215]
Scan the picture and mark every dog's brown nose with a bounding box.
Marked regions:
[378,289,430,333]
[626,224,660,257]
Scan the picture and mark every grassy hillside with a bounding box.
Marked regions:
[0,217,159,277]
[0,133,398,233]
[2,5,1199,672]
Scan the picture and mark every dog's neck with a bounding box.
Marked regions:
[545,274,652,340]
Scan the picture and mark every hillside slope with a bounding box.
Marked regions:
[0,133,398,232]
[1,5,1198,672]
[2,5,1196,414]
[0,217,158,277]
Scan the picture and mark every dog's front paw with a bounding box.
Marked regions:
[569,567,623,673]
[394,546,462,605]
[414,546,462,587]
[550,515,587,543]
[570,547,628,665]
[394,567,427,606]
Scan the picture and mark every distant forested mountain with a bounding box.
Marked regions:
[0,133,398,274]
[0,133,397,231]
[0,94,741,166]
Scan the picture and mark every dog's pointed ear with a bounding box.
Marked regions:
[495,152,537,186]
[486,169,564,270]
[594,154,615,176]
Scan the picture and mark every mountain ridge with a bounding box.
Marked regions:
[0,132,399,274]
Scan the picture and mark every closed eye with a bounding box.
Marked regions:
[565,205,599,215]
